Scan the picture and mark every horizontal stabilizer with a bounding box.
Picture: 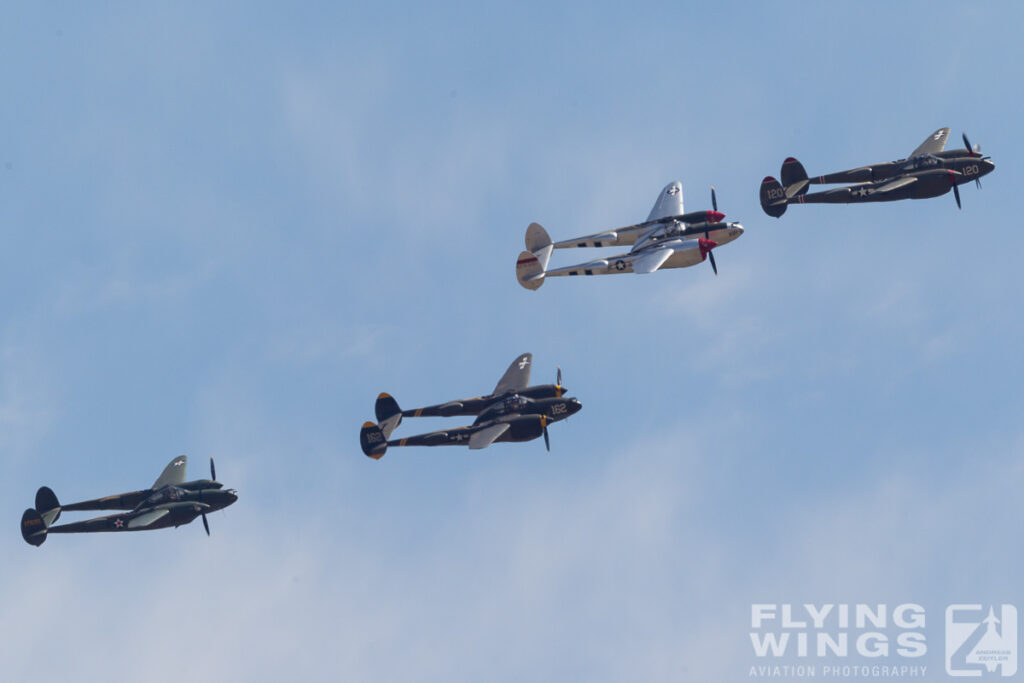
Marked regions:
[468,423,510,450]
[785,180,809,199]
[525,223,554,271]
[632,248,673,274]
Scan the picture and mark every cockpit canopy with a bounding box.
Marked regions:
[633,221,683,252]
[476,394,530,424]
[499,394,529,414]
[138,485,189,509]
[902,154,941,172]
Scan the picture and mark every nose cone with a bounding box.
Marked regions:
[208,488,238,510]
[981,158,995,177]
[567,398,582,416]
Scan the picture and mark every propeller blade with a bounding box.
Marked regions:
[953,182,962,210]
[543,425,550,452]
[202,514,210,536]
[709,251,718,276]
[962,133,976,157]
[711,186,718,212]
[556,366,562,387]
[975,178,982,190]
[209,457,216,481]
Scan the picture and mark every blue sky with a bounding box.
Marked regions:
[2,3,1023,681]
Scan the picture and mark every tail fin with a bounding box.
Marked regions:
[760,177,788,218]
[360,422,388,459]
[780,157,810,197]
[525,223,553,271]
[516,251,546,290]
[34,486,61,525]
[374,393,403,439]
[21,509,47,546]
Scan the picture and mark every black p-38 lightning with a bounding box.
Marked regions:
[360,353,582,458]
[21,455,237,546]
[760,128,994,217]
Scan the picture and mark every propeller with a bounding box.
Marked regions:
[203,456,217,536]
[953,180,962,210]
[557,366,562,387]
[706,187,719,276]
[962,132,980,158]
[542,415,550,452]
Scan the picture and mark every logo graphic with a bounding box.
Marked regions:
[667,186,679,195]
[946,604,1018,677]
[518,356,530,370]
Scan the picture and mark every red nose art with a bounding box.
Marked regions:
[707,210,725,223]
[698,238,718,259]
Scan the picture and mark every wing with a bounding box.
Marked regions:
[631,248,674,274]
[646,181,684,222]
[468,423,510,450]
[127,508,171,529]
[875,176,918,193]
[493,353,532,396]
[909,128,950,158]
[152,455,188,489]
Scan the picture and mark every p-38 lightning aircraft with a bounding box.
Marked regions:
[20,455,237,546]
[360,353,582,458]
[515,182,744,289]
[760,128,995,217]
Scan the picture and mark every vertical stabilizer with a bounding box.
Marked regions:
[760,177,788,218]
